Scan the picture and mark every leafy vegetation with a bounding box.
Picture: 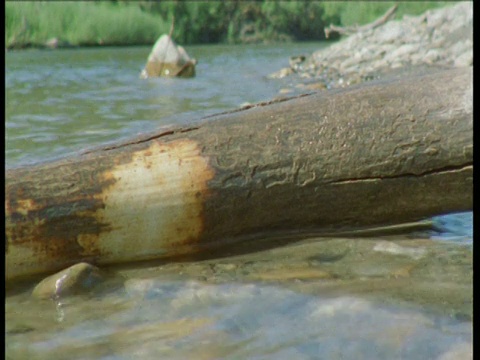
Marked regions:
[5,1,168,48]
[5,1,455,49]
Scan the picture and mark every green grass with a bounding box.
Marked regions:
[5,1,456,49]
[5,1,169,48]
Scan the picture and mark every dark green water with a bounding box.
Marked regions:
[5,44,472,359]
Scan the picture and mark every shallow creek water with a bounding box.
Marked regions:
[5,44,472,359]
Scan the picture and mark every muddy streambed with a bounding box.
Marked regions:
[5,44,472,359]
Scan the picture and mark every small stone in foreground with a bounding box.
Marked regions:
[32,262,105,300]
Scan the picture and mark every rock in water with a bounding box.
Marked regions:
[140,34,197,79]
[32,262,105,300]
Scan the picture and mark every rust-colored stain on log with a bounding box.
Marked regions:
[84,139,215,264]
[6,162,114,279]
[5,139,214,280]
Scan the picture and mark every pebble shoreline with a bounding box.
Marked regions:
[271,2,472,90]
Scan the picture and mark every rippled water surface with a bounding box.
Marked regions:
[6,43,325,167]
[5,44,472,359]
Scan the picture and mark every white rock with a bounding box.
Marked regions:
[375,22,405,43]
[373,241,426,260]
[385,43,420,62]
[423,49,442,64]
[454,50,473,67]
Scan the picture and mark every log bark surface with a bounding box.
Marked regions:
[5,67,473,281]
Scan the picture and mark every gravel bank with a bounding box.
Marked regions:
[271,2,472,91]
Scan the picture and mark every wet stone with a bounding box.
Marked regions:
[268,67,293,79]
[251,268,333,282]
[213,263,237,272]
[373,240,427,260]
[278,88,293,94]
[32,262,106,300]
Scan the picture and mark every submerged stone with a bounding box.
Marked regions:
[373,240,427,260]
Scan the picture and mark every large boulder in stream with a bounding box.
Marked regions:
[140,34,197,79]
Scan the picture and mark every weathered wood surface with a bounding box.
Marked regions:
[5,67,472,281]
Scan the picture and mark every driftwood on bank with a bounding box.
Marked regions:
[325,4,398,39]
[5,67,472,281]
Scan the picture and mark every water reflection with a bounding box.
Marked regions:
[430,212,473,244]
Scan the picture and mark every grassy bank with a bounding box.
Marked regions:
[6,1,454,49]
[5,1,169,49]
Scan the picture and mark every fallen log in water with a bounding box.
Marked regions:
[5,67,472,281]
